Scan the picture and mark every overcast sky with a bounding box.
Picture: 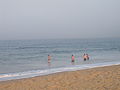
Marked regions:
[0,0,120,40]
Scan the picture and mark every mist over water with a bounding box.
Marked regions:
[1,0,120,40]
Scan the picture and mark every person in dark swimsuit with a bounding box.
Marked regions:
[86,54,89,60]
[83,54,87,61]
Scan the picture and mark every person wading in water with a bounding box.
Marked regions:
[48,54,51,63]
[71,55,75,62]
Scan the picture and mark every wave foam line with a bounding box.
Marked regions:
[0,61,120,81]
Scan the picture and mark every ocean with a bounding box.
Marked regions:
[0,38,120,81]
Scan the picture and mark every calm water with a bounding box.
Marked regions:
[0,38,120,74]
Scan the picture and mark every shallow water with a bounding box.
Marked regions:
[0,38,120,80]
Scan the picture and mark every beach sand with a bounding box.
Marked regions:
[0,65,120,90]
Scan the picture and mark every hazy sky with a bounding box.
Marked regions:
[0,0,120,40]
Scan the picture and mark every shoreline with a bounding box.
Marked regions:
[0,64,120,90]
[0,61,120,81]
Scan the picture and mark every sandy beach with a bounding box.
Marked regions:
[0,65,120,90]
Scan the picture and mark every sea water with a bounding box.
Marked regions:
[0,38,120,81]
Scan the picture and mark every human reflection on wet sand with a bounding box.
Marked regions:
[48,62,51,68]
[71,61,75,65]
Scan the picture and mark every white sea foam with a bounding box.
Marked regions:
[0,61,120,81]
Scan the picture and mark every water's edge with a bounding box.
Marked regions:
[0,61,120,81]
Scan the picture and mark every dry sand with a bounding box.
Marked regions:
[0,65,120,90]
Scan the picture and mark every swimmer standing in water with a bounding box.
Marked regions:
[71,55,75,62]
[86,54,89,60]
[48,54,51,63]
[83,54,87,61]
[83,54,89,61]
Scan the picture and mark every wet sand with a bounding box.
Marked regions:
[0,65,120,90]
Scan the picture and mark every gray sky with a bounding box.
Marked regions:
[0,0,120,40]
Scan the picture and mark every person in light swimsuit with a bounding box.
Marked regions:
[48,54,51,63]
